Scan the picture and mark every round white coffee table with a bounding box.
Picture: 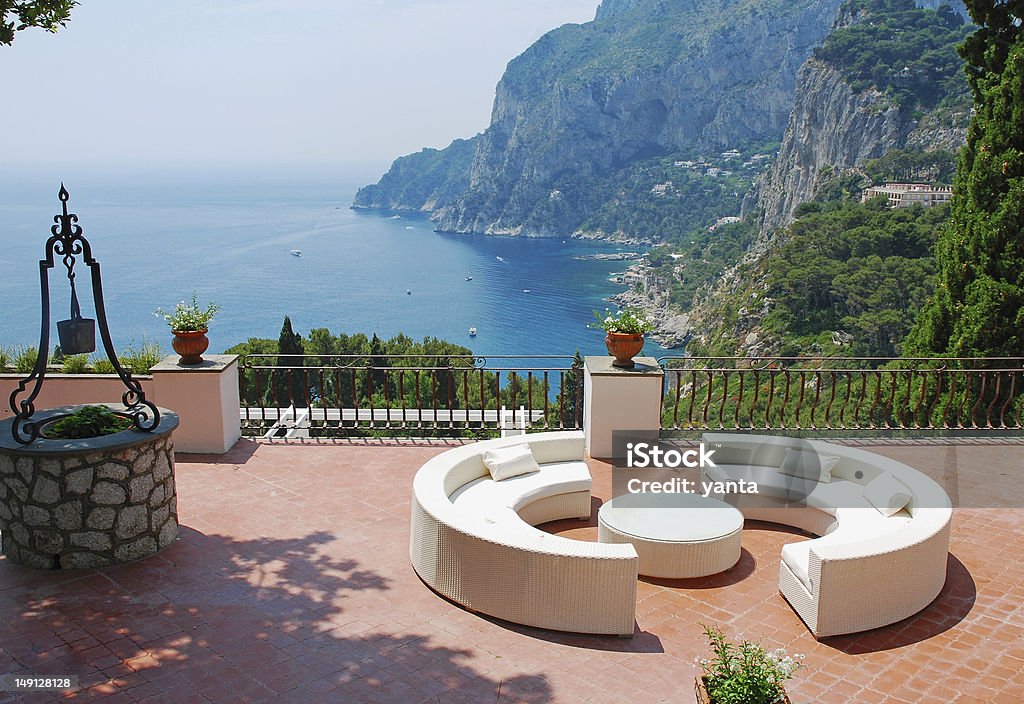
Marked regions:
[597,492,743,578]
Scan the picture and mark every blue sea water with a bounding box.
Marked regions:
[0,164,669,363]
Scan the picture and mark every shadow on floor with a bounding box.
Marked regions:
[822,553,977,653]
[640,547,757,590]
[1,525,556,702]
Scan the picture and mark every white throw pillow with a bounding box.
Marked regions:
[864,473,913,517]
[481,444,541,481]
[777,448,838,484]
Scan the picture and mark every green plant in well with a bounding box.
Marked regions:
[591,307,654,334]
[699,624,802,704]
[13,346,38,374]
[154,291,221,332]
[45,405,132,439]
[61,354,90,374]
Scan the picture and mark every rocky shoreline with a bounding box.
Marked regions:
[609,273,691,351]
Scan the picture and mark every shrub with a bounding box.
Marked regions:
[698,624,802,704]
[62,355,90,374]
[92,357,116,374]
[121,341,162,375]
[13,346,38,374]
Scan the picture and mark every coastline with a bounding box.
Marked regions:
[609,259,691,351]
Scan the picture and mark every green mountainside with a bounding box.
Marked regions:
[688,198,946,357]
[645,0,972,354]
[814,0,970,112]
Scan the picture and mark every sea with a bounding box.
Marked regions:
[0,164,670,364]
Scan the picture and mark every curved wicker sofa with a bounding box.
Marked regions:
[702,433,952,638]
[410,432,639,636]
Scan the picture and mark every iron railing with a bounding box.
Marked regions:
[658,357,1024,435]
[239,354,584,438]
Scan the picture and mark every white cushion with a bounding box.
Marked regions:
[781,508,911,591]
[449,461,592,517]
[863,473,914,517]
[777,448,838,484]
[802,480,873,515]
[481,444,540,481]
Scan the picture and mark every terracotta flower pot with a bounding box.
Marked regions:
[171,329,209,365]
[605,332,644,368]
[695,677,791,704]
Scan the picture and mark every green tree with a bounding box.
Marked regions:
[907,0,1024,358]
[555,351,585,428]
[368,333,395,403]
[1,0,76,45]
[273,316,306,407]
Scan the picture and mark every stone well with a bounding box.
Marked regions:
[0,405,179,569]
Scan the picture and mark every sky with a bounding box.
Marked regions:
[1,0,597,171]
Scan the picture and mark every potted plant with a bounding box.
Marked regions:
[592,307,654,368]
[695,624,802,704]
[155,292,221,365]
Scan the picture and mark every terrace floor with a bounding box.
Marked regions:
[2,439,1024,703]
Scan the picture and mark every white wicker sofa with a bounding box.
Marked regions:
[702,433,952,638]
[410,431,639,636]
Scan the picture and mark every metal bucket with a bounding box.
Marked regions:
[57,315,96,355]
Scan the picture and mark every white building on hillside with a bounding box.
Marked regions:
[862,183,953,208]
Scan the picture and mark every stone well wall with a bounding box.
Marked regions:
[0,406,179,569]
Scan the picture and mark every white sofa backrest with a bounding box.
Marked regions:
[421,431,586,504]
[705,433,951,520]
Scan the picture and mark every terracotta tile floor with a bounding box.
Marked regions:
[2,439,1023,703]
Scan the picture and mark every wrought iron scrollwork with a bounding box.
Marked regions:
[9,185,160,444]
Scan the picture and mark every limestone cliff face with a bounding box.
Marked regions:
[757,59,911,232]
[757,0,970,234]
[356,0,844,236]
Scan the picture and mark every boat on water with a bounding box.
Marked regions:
[406,289,412,295]
[468,327,477,336]
[465,275,473,281]
[496,256,505,262]
[290,249,302,257]
[523,289,531,293]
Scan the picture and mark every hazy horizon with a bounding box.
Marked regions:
[1,1,597,168]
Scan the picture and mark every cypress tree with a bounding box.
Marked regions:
[907,0,1024,358]
[273,316,305,408]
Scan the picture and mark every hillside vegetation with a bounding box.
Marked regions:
[813,0,971,112]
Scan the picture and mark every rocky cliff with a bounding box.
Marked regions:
[757,60,911,232]
[757,0,971,233]
[352,138,476,212]
[355,0,845,236]
[687,0,972,356]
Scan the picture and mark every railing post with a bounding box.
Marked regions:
[583,356,664,459]
[150,355,241,453]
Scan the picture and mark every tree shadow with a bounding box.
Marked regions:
[822,553,977,653]
[0,526,554,702]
